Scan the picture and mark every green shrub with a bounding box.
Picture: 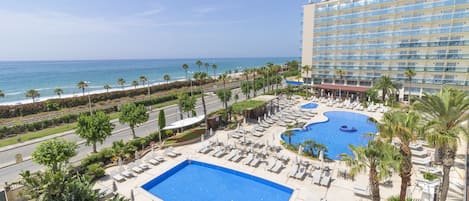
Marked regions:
[387,195,413,201]
[423,172,439,181]
[86,162,105,180]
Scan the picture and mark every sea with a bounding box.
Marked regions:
[0,57,296,105]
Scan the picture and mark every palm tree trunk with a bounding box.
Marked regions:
[131,127,136,139]
[253,75,257,97]
[82,88,85,95]
[382,89,386,102]
[408,79,412,103]
[440,148,455,201]
[399,147,412,201]
[201,89,209,134]
[178,100,184,120]
[369,167,381,201]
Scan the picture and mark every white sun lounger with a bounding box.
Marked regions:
[294,165,307,180]
[288,164,299,177]
[249,155,261,167]
[213,147,226,158]
[244,153,254,165]
[165,148,180,157]
[231,133,242,138]
[409,142,423,150]
[198,145,213,154]
[230,151,243,162]
[255,126,266,132]
[138,162,150,170]
[412,156,432,165]
[147,158,160,165]
[252,131,263,137]
[267,158,277,170]
[320,173,331,187]
[225,149,238,160]
[270,161,283,173]
[312,170,321,185]
[412,149,429,157]
[121,170,134,178]
[112,173,126,182]
[353,185,371,197]
[130,164,143,173]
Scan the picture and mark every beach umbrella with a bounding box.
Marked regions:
[243,133,246,143]
[112,181,117,192]
[319,150,324,168]
[264,113,267,120]
[258,116,261,123]
[118,157,123,172]
[298,145,303,156]
[134,151,139,160]
[244,117,247,125]
[201,134,204,142]
[210,128,213,136]
[130,189,135,201]
[268,111,271,116]
[226,132,230,140]
[237,123,240,130]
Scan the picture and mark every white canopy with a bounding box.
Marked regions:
[162,115,205,130]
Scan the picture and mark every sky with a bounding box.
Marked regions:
[0,0,306,61]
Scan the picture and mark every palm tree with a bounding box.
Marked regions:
[103,84,112,93]
[182,64,189,80]
[193,72,209,134]
[204,62,210,75]
[303,65,312,98]
[251,68,258,97]
[0,90,4,98]
[341,141,400,201]
[242,69,250,98]
[131,80,138,89]
[373,75,398,103]
[117,78,126,89]
[404,68,416,103]
[139,76,147,86]
[218,73,230,109]
[413,88,469,201]
[25,89,40,103]
[54,88,63,98]
[196,60,203,72]
[283,130,295,145]
[212,64,217,78]
[378,111,421,201]
[302,139,317,157]
[335,69,346,98]
[163,74,170,84]
[272,65,281,91]
[77,81,88,95]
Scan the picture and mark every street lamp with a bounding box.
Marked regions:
[85,81,92,114]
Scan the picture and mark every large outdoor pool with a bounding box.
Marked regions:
[142,160,293,201]
[281,111,377,160]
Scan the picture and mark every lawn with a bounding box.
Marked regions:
[0,123,78,148]
[231,100,266,113]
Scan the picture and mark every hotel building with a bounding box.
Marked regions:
[301,0,469,98]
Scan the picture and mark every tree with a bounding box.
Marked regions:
[163,74,170,84]
[404,68,416,103]
[302,65,312,98]
[204,62,210,75]
[340,141,400,201]
[373,75,398,102]
[234,93,239,103]
[366,88,378,102]
[251,68,258,97]
[196,60,203,72]
[216,89,232,109]
[139,75,150,96]
[218,73,231,109]
[413,88,469,201]
[25,89,40,103]
[378,111,420,201]
[104,84,112,93]
[119,103,149,139]
[76,111,115,153]
[77,81,88,95]
[117,78,126,89]
[193,71,209,133]
[240,81,251,99]
[158,110,166,141]
[302,139,317,157]
[31,138,77,172]
[334,69,346,98]
[131,80,138,89]
[283,130,295,145]
[180,93,196,118]
[112,140,136,159]
[182,64,189,80]
[54,88,63,98]
[0,90,4,98]
[242,69,250,98]
[212,64,217,78]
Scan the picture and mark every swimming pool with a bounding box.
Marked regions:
[281,111,377,160]
[300,103,319,109]
[142,160,293,201]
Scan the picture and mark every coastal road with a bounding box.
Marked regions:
[0,87,254,187]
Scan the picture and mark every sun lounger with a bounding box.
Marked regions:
[164,149,178,157]
[98,188,115,198]
[409,142,423,150]
[252,131,263,137]
[267,158,276,170]
[244,153,254,165]
[353,185,371,197]
[249,155,261,167]
[418,167,442,175]
[148,158,159,165]
[279,154,289,162]
[412,156,432,165]
[153,156,165,162]
[320,172,331,187]
[212,147,225,157]
[226,149,238,160]
[412,149,429,157]
[270,160,283,173]
[121,170,134,178]
[255,126,266,132]
[198,144,213,154]
[231,133,242,138]
[312,170,321,185]
[230,151,243,162]
[294,165,307,180]
[265,119,275,124]
[130,165,143,173]
[112,174,126,182]
[138,162,150,170]
[288,164,299,177]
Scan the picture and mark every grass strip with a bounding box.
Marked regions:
[0,123,77,148]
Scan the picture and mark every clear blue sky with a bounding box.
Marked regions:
[0,0,306,61]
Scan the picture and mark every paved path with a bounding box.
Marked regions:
[0,87,257,187]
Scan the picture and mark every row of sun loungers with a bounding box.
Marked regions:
[112,153,167,182]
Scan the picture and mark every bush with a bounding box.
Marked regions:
[423,172,439,181]
[86,162,105,180]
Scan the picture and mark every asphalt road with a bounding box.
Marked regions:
[0,87,253,187]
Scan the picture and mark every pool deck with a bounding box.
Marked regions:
[95,97,466,201]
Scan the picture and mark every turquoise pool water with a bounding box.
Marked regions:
[300,103,319,109]
[281,111,377,160]
[142,160,293,201]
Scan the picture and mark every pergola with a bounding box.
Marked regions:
[312,84,370,99]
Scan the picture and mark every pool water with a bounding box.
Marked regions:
[300,103,319,109]
[282,111,377,160]
[142,160,293,201]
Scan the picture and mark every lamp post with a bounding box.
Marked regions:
[85,81,92,115]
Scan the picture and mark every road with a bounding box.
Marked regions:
[0,87,253,187]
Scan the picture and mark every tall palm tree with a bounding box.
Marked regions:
[373,75,398,102]
[54,88,63,98]
[25,89,40,103]
[341,141,400,201]
[335,69,346,98]
[242,68,250,98]
[163,74,170,84]
[251,68,258,97]
[204,62,210,75]
[117,78,126,89]
[272,65,281,91]
[77,81,88,95]
[0,90,4,98]
[196,60,203,72]
[139,75,147,86]
[379,111,421,201]
[212,64,217,78]
[283,130,295,145]
[303,65,312,98]
[404,68,416,104]
[103,84,111,93]
[131,80,138,89]
[182,64,189,80]
[218,73,230,109]
[413,88,469,201]
[194,72,209,134]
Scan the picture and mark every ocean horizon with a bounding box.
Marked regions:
[0,57,297,105]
